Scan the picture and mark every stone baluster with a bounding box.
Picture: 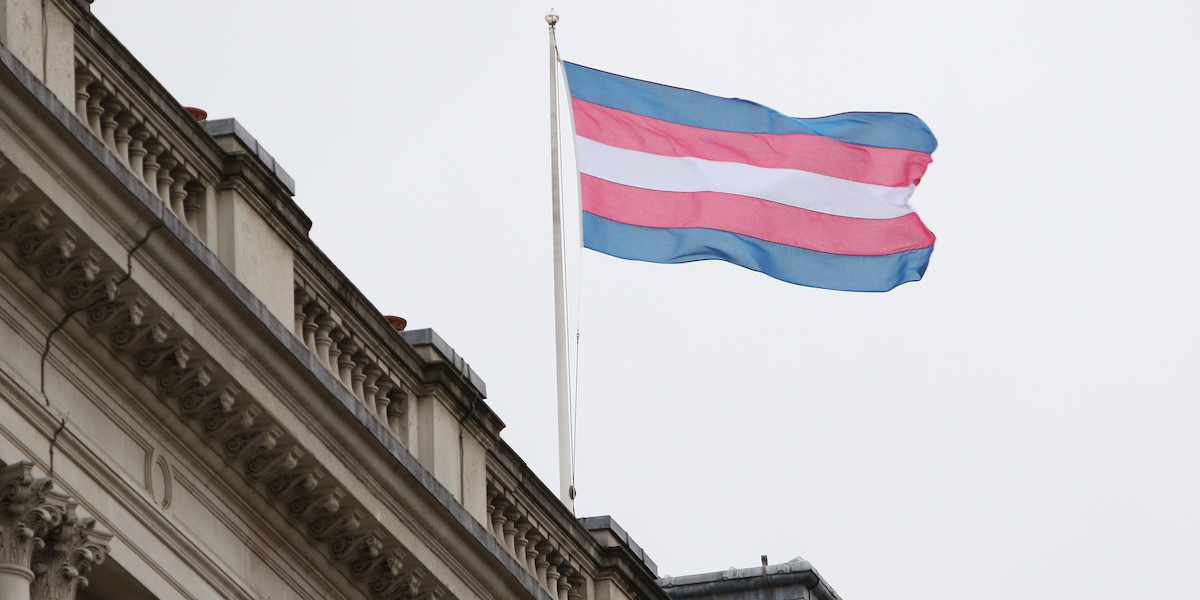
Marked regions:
[84,83,106,135]
[374,378,393,423]
[524,530,543,575]
[155,153,176,204]
[385,390,405,440]
[362,366,381,409]
[556,562,577,600]
[326,328,345,373]
[534,541,553,589]
[168,166,189,217]
[314,315,335,368]
[513,521,532,570]
[484,493,495,525]
[183,181,205,233]
[489,495,509,542]
[99,98,121,150]
[292,287,309,338]
[114,112,136,166]
[350,354,368,403]
[545,553,562,596]
[73,70,94,122]
[567,574,585,600]
[141,139,162,191]
[502,507,519,555]
[336,339,357,389]
[128,127,149,176]
[301,302,319,353]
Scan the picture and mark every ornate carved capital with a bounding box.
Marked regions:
[0,463,68,571]
[30,502,113,600]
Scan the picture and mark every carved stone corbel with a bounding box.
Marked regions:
[329,528,382,570]
[0,204,53,239]
[156,361,214,397]
[306,507,363,543]
[348,546,398,584]
[87,296,145,331]
[0,175,32,209]
[261,462,321,504]
[132,337,190,376]
[244,446,304,484]
[286,486,342,525]
[363,553,410,600]
[110,318,168,354]
[200,404,259,442]
[62,275,119,310]
[222,424,281,463]
[178,384,238,421]
[17,227,75,265]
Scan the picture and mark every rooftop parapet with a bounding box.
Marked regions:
[658,557,842,600]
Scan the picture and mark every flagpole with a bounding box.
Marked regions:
[547,8,574,513]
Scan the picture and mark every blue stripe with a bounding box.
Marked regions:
[583,212,932,292]
[563,62,937,153]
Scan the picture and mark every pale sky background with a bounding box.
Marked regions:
[90,2,1198,599]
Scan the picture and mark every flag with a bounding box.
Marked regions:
[562,62,938,292]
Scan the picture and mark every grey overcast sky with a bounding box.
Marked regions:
[91,2,1198,599]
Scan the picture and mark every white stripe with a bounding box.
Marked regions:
[575,137,916,219]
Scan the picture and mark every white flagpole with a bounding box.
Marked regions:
[547,8,574,513]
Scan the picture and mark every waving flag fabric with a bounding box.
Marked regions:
[563,62,938,292]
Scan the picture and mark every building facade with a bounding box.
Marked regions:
[0,2,840,599]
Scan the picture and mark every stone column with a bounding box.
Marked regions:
[0,462,112,600]
[0,462,61,600]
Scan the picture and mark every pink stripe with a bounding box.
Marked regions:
[581,175,935,256]
[572,98,932,188]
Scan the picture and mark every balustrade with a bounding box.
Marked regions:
[71,63,210,237]
[292,284,410,443]
[486,481,590,599]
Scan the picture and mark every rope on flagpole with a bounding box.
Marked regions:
[569,220,583,496]
[555,22,587,506]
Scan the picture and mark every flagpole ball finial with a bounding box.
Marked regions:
[546,8,559,26]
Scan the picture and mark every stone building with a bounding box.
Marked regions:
[0,1,842,599]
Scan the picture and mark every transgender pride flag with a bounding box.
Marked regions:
[562,62,938,292]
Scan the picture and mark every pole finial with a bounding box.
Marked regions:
[546,8,559,27]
